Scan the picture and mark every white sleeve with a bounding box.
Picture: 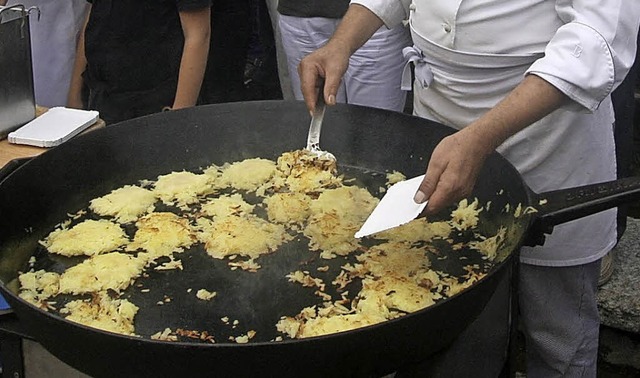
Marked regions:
[526,0,640,112]
[349,0,411,29]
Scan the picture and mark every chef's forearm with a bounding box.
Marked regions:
[416,74,570,213]
[465,74,570,153]
[172,8,211,109]
[327,4,384,56]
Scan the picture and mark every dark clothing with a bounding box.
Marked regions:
[83,0,211,124]
[277,0,349,19]
[86,77,177,125]
[243,0,282,101]
[199,0,251,104]
[611,31,639,239]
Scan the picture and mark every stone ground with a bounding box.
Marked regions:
[595,217,640,376]
[599,218,640,334]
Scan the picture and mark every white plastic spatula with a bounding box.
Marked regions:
[355,175,428,238]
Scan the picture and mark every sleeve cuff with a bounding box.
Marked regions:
[525,23,615,113]
[349,0,409,29]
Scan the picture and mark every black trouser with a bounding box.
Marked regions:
[199,0,252,104]
[86,77,176,125]
[611,32,639,240]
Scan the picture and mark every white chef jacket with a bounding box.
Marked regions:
[6,0,89,108]
[351,0,640,266]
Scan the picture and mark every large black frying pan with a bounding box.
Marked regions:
[0,101,638,377]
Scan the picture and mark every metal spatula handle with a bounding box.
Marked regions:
[306,86,326,152]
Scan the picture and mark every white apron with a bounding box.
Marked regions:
[6,0,89,108]
[405,2,617,267]
[279,14,411,112]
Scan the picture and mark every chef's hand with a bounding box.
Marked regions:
[415,126,494,215]
[299,42,350,113]
[299,4,384,112]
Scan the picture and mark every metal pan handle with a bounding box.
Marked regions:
[525,176,640,246]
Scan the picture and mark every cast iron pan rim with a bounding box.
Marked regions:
[2,247,518,348]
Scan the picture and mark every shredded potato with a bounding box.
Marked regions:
[42,219,128,257]
[89,185,156,223]
[374,219,451,244]
[154,171,212,208]
[196,289,217,301]
[357,242,430,277]
[18,270,60,306]
[127,212,195,258]
[263,191,312,226]
[200,193,255,218]
[385,170,406,186]
[196,215,291,259]
[468,227,508,261]
[274,150,341,193]
[303,186,378,258]
[218,158,277,191]
[59,252,147,294]
[61,293,139,336]
[450,198,482,231]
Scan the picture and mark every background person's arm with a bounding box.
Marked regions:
[172,7,211,110]
[66,5,91,109]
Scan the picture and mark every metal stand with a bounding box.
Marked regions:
[0,314,30,378]
[501,259,520,378]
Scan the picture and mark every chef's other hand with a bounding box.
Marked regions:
[414,127,494,215]
[299,42,350,114]
[414,75,570,214]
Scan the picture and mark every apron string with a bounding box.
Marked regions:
[401,45,434,91]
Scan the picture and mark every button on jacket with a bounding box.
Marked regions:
[353,0,638,112]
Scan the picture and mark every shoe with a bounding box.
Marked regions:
[598,250,615,287]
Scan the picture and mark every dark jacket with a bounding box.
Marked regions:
[278,0,349,19]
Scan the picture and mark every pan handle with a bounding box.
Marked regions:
[525,176,640,246]
[0,157,32,183]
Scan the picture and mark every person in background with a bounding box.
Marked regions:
[601,31,640,285]
[1,0,89,108]
[198,0,250,104]
[278,0,411,112]
[242,0,283,101]
[299,2,640,377]
[264,0,295,101]
[67,0,211,125]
